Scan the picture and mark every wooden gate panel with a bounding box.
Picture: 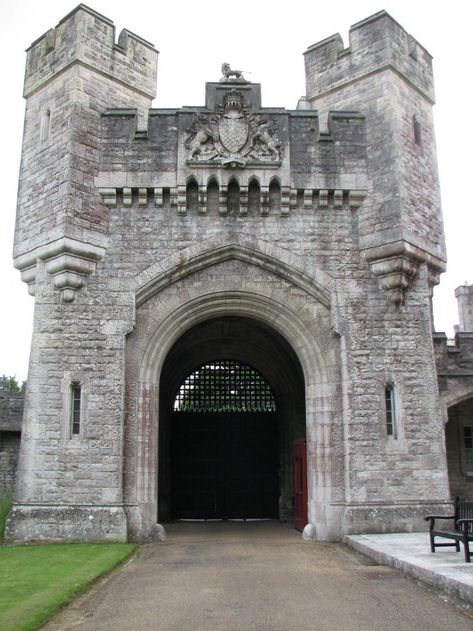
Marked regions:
[293,438,308,531]
[171,412,278,519]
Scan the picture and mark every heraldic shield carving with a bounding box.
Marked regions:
[185,90,282,168]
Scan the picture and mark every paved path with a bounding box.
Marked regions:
[347,532,473,605]
[43,522,473,630]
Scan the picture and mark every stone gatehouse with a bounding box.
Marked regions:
[6,5,464,542]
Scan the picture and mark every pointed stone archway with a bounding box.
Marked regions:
[124,278,341,542]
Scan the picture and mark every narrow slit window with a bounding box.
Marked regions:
[413,115,422,146]
[70,382,81,436]
[40,109,51,142]
[385,384,397,438]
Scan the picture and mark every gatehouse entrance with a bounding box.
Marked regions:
[171,360,278,520]
[158,317,307,525]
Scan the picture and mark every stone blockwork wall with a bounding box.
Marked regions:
[0,380,24,494]
[434,333,473,410]
[0,434,22,492]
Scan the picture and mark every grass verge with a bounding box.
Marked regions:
[0,542,138,631]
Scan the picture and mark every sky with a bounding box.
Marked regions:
[0,0,472,381]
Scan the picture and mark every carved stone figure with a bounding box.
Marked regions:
[186,91,282,166]
[185,116,217,159]
[218,91,249,154]
[220,63,246,82]
[250,121,281,160]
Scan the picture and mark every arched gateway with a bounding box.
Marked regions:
[8,6,453,543]
[125,281,337,541]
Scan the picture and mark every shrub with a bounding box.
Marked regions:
[0,492,12,542]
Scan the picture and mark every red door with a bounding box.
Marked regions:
[293,439,308,531]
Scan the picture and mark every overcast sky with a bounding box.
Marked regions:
[1,0,472,381]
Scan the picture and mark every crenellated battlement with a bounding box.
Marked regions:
[434,332,473,404]
[455,284,473,332]
[24,3,157,99]
[304,10,435,103]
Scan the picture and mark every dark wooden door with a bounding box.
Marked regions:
[293,439,308,531]
[171,412,278,520]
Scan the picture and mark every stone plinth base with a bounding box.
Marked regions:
[341,501,453,535]
[5,504,128,542]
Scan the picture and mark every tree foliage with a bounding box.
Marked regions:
[1,375,21,393]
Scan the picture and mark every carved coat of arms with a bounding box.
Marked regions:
[185,90,282,167]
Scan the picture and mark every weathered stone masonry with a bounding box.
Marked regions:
[6,5,457,541]
[0,379,24,493]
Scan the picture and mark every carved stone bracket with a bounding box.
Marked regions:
[14,237,107,302]
[364,241,446,306]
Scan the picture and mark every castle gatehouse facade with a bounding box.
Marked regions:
[7,5,454,541]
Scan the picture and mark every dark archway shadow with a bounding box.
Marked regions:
[158,316,306,524]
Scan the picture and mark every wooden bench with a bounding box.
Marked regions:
[424,497,473,563]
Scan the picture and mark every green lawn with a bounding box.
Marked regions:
[0,542,138,631]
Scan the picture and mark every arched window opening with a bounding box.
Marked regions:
[207,179,219,213]
[186,179,198,213]
[269,179,281,212]
[248,179,261,214]
[174,360,276,413]
[227,180,240,214]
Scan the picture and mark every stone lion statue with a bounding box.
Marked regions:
[221,63,245,81]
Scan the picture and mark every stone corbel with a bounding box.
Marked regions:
[364,241,446,306]
[14,237,107,303]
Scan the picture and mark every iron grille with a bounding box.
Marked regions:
[174,360,276,413]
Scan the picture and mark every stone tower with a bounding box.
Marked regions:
[7,6,451,542]
[303,11,446,302]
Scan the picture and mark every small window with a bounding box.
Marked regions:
[413,115,422,146]
[463,426,473,472]
[385,384,397,438]
[70,382,81,436]
[40,109,51,142]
